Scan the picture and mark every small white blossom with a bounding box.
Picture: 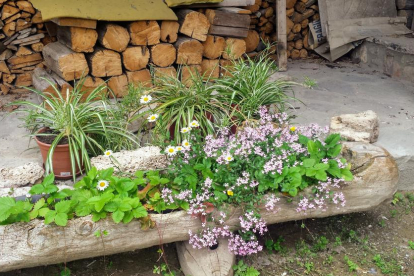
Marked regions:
[104,150,113,157]
[147,114,159,122]
[182,140,191,148]
[165,145,177,156]
[225,155,233,162]
[181,127,190,133]
[140,95,152,104]
[190,120,199,128]
[97,180,109,191]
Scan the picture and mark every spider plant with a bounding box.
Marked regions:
[11,78,138,179]
[213,47,299,127]
[151,66,225,143]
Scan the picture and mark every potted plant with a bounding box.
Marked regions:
[11,78,138,180]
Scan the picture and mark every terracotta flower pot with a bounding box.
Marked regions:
[35,128,81,180]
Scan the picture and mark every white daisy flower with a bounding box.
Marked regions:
[190,120,199,128]
[140,95,152,104]
[176,146,184,152]
[181,127,190,133]
[147,114,159,122]
[182,140,191,148]
[165,145,176,156]
[104,150,113,157]
[225,155,233,162]
[97,180,109,191]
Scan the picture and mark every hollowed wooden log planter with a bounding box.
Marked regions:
[0,142,399,273]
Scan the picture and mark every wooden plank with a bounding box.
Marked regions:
[208,25,248,38]
[205,9,251,28]
[10,33,45,45]
[276,0,287,71]
[217,7,252,14]
[178,0,255,8]
[51,18,97,29]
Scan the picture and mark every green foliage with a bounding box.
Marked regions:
[392,192,405,205]
[408,241,414,250]
[312,236,329,252]
[303,76,317,89]
[153,263,177,276]
[214,48,298,126]
[233,260,260,276]
[265,236,286,254]
[60,267,71,276]
[344,256,358,272]
[372,254,403,275]
[11,77,137,179]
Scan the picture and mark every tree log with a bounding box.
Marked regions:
[202,35,225,59]
[153,66,177,79]
[222,38,246,60]
[219,59,234,77]
[16,1,35,14]
[205,9,251,28]
[107,74,128,97]
[286,0,297,9]
[87,47,122,77]
[1,5,20,20]
[243,30,259,52]
[208,25,248,38]
[126,69,152,88]
[291,9,315,23]
[97,23,130,52]
[160,21,180,43]
[129,21,160,46]
[176,9,210,41]
[0,142,398,273]
[57,26,98,53]
[200,59,219,80]
[150,43,176,67]
[32,67,58,94]
[181,65,201,87]
[14,72,32,86]
[79,76,107,100]
[175,37,204,65]
[122,46,150,71]
[42,42,89,81]
[51,18,96,29]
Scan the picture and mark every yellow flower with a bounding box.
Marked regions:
[227,190,234,196]
[165,145,176,156]
[176,146,183,151]
[181,127,190,133]
[104,150,113,157]
[225,155,233,162]
[290,126,296,132]
[190,120,199,128]
[97,180,109,191]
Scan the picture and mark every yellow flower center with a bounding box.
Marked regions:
[99,182,106,187]
[290,126,296,131]
[143,97,148,102]
[184,142,189,146]
[151,116,155,120]
[105,152,110,156]
[169,148,174,153]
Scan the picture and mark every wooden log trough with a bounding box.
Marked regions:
[0,142,399,272]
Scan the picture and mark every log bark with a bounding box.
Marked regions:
[14,72,32,86]
[0,142,398,272]
[175,37,204,65]
[16,1,35,14]
[122,46,150,71]
[32,67,58,94]
[129,21,160,46]
[126,69,152,88]
[107,74,128,97]
[243,30,259,52]
[42,42,89,81]
[51,18,97,29]
[202,35,225,59]
[79,76,107,100]
[57,26,98,53]
[160,21,180,43]
[205,9,251,28]
[200,59,219,80]
[286,0,297,9]
[150,43,176,67]
[97,23,130,52]
[8,52,42,69]
[219,59,234,77]
[222,38,246,60]
[87,47,122,77]
[181,65,201,87]
[177,9,210,41]
[208,25,249,38]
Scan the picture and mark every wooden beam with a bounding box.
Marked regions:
[276,0,287,71]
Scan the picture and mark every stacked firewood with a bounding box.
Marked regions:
[0,0,55,94]
[396,0,414,30]
[284,0,319,59]
[36,8,260,96]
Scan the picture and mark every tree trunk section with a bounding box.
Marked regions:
[0,142,399,273]
[200,59,219,80]
[222,38,246,60]
[160,21,180,43]
[57,26,98,53]
[202,35,225,59]
[150,43,176,67]
[153,66,177,79]
[181,65,201,87]
[175,37,204,65]
[42,42,89,81]
[243,30,259,52]
[205,9,250,28]
[126,69,152,88]
[177,9,210,41]
[122,46,150,71]
[129,21,160,46]
[108,74,128,97]
[97,23,130,52]
[87,47,122,77]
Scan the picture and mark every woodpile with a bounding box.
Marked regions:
[0,0,321,98]
[0,0,55,94]
[396,0,414,30]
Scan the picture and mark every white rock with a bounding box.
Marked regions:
[330,110,379,143]
[0,162,44,188]
[90,146,168,173]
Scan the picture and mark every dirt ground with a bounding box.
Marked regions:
[2,192,413,276]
